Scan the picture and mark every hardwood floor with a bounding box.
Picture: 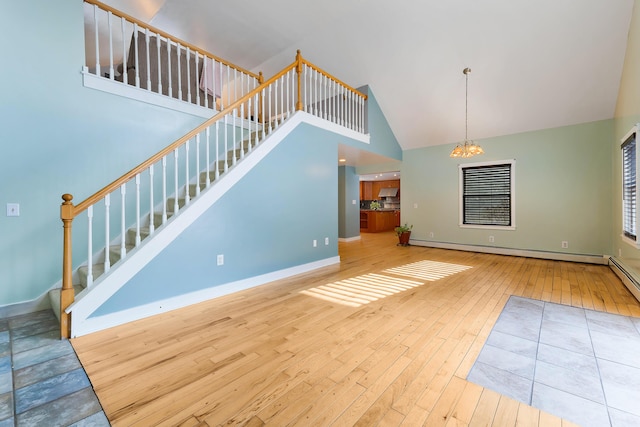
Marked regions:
[71,232,640,426]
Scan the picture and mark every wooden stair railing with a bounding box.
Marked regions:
[84,0,261,111]
[60,50,367,338]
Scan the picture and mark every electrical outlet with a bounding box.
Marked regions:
[313,240,317,247]
[6,203,19,217]
[217,254,224,266]
[325,237,329,245]
[489,235,495,243]
[562,241,569,249]
[413,203,418,209]
[429,231,434,238]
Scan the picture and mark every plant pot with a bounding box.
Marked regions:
[397,231,411,246]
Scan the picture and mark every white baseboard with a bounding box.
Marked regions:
[409,239,608,265]
[608,256,640,303]
[339,236,361,242]
[0,294,51,319]
[70,256,340,337]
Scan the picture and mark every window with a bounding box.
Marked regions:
[622,126,638,245]
[459,160,515,229]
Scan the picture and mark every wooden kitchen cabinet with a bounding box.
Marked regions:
[360,210,399,232]
[370,179,400,199]
[360,181,373,200]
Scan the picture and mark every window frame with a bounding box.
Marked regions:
[458,159,516,230]
[621,124,639,248]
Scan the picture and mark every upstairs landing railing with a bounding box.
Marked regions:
[84,0,260,112]
[60,50,367,338]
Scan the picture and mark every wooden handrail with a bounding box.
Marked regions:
[84,0,260,80]
[73,61,298,218]
[70,50,366,217]
[299,55,367,100]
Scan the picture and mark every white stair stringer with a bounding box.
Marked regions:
[67,111,370,337]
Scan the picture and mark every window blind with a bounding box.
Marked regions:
[463,164,511,226]
[622,132,636,240]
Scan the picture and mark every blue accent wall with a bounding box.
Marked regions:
[338,166,360,239]
[92,124,341,315]
[354,86,402,161]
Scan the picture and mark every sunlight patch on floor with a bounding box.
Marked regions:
[299,258,472,307]
[383,259,472,281]
[300,273,423,307]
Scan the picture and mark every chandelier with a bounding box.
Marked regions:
[450,67,484,158]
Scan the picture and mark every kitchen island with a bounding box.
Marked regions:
[360,210,400,233]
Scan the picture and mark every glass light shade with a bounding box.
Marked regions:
[450,140,483,158]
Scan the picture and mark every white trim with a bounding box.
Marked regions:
[71,256,340,337]
[83,68,218,120]
[621,233,640,249]
[458,159,516,229]
[620,124,640,248]
[338,236,362,242]
[608,256,640,303]
[0,294,51,319]
[410,239,607,265]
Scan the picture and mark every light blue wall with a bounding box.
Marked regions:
[92,123,341,315]
[401,120,613,256]
[355,86,402,161]
[338,166,360,239]
[0,1,204,306]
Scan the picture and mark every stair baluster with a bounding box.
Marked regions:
[120,184,127,257]
[184,140,190,206]
[161,158,168,224]
[134,174,141,245]
[186,46,191,103]
[104,194,111,271]
[149,165,155,234]
[87,205,94,286]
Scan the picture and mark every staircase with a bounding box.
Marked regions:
[49,127,267,321]
[59,2,369,339]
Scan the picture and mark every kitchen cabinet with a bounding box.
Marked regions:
[360,181,373,200]
[360,210,399,232]
[371,179,400,199]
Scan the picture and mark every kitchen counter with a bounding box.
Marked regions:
[360,210,400,232]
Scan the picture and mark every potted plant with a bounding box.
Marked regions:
[369,200,381,210]
[395,223,413,246]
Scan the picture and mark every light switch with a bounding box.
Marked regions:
[6,203,19,217]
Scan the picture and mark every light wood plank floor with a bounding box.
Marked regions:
[72,232,640,426]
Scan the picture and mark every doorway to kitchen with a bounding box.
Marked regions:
[359,171,401,233]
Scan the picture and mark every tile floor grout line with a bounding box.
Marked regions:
[0,310,109,427]
[467,296,640,427]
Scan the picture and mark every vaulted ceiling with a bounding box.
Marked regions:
[99,0,634,153]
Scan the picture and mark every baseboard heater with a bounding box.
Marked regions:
[608,256,640,303]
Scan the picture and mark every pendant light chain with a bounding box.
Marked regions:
[465,68,469,142]
[450,67,484,158]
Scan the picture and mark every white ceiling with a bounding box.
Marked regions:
[99,0,634,157]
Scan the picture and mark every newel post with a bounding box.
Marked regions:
[60,194,75,339]
[295,50,303,111]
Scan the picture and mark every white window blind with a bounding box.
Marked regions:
[622,129,637,241]
[461,162,513,227]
